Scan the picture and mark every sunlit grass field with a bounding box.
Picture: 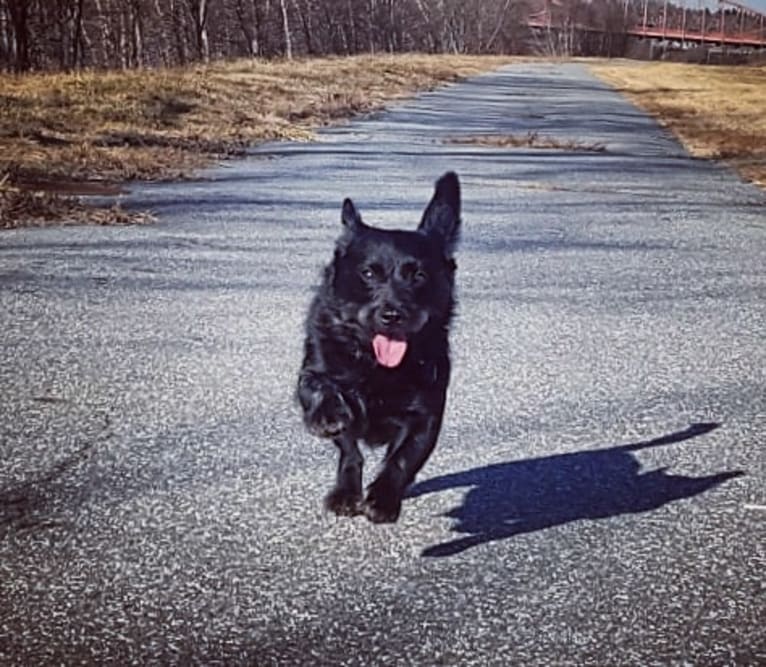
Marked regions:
[590,60,766,187]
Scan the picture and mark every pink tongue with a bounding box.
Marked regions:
[372,335,408,368]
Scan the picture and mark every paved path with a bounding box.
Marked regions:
[1,62,764,664]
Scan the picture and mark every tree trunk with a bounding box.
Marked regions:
[346,0,357,53]
[197,0,210,62]
[186,0,209,63]
[292,0,315,55]
[170,0,188,65]
[71,0,85,68]
[118,4,129,68]
[131,0,144,67]
[483,0,512,53]
[235,0,258,57]
[367,0,376,54]
[279,0,292,59]
[6,0,30,72]
[154,0,173,66]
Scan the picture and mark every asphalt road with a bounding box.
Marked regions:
[1,62,764,665]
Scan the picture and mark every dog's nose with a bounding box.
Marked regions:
[380,305,402,326]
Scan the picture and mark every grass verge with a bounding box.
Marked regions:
[0,54,518,228]
[589,60,766,187]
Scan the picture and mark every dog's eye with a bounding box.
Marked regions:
[401,262,427,285]
[360,265,381,282]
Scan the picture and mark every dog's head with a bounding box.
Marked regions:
[327,172,461,368]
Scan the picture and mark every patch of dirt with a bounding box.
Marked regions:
[446,132,607,152]
[0,175,153,229]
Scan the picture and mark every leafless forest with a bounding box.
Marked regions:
[0,0,647,72]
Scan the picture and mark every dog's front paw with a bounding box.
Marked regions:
[324,487,362,517]
[361,479,402,523]
[306,388,354,439]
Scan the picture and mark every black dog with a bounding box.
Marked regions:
[297,172,461,523]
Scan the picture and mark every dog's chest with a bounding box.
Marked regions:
[359,359,443,446]
[363,358,437,413]
[362,380,415,445]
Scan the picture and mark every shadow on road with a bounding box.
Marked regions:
[409,423,743,558]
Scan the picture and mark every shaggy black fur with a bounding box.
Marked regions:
[297,172,461,523]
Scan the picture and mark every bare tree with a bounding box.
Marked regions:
[186,0,209,62]
[278,0,292,58]
[235,0,259,56]
[5,0,30,71]
[129,0,144,66]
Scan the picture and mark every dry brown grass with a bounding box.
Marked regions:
[590,60,766,187]
[447,131,606,152]
[0,54,519,227]
[0,175,154,228]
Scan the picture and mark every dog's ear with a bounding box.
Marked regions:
[341,198,366,234]
[418,171,461,256]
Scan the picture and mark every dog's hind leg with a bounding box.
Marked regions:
[362,415,443,523]
[325,433,364,517]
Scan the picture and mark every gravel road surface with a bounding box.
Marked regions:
[1,62,764,664]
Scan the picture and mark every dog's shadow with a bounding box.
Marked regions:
[408,423,743,557]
